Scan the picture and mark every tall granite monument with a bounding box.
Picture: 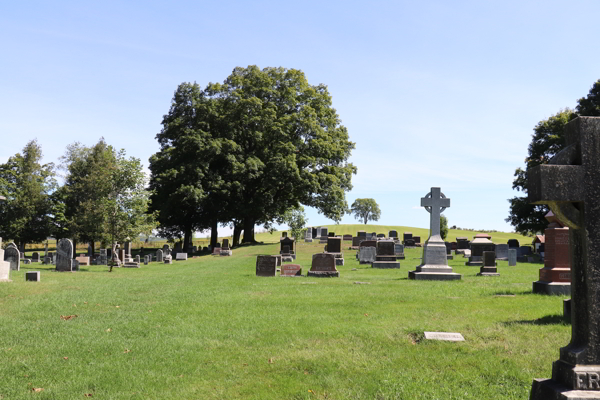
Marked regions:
[408,187,461,280]
[528,116,600,399]
[532,211,571,295]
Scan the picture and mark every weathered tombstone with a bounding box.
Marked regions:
[163,254,172,264]
[389,230,398,238]
[0,238,12,282]
[466,234,495,266]
[495,244,509,260]
[176,253,188,261]
[135,255,140,263]
[533,211,571,295]
[308,253,339,277]
[507,239,520,248]
[124,241,133,260]
[98,248,108,265]
[404,238,416,247]
[256,255,277,277]
[508,249,517,266]
[55,239,74,272]
[4,243,19,271]
[527,116,600,398]
[477,251,499,276]
[144,255,150,265]
[25,271,40,282]
[358,246,376,264]
[162,244,171,256]
[156,249,163,262]
[409,188,460,280]
[281,264,302,277]
[31,252,40,263]
[394,243,405,260]
[305,228,313,243]
[372,241,400,269]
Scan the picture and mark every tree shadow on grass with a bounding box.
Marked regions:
[503,314,569,326]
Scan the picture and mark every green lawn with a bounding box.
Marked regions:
[1,237,566,399]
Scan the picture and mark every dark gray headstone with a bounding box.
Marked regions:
[377,241,395,256]
[4,243,20,271]
[389,230,398,238]
[56,239,74,272]
[508,249,517,266]
[327,237,342,254]
[256,255,277,277]
[25,271,40,282]
[507,239,520,248]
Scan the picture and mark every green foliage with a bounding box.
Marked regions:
[507,79,600,235]
[350,198,381,224]
[440,214,448,240]
[0,140,56,246]
[278,206,307,240]
[150,66,356,243]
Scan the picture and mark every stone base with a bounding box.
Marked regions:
[307,271,339,278]
[466,261,483,266]
[396,255,405,260]
[220,250,233,256]
[477,272,500,276]
[408,270,462,280]
[282,256,293,262]
[530,378,600,400]
[335,258,345,266]
[123,262,140,268]
[533,281,571,296]
[372,261,400,269]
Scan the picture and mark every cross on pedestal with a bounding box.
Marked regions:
[528,117,600,399]
[421,187,450,238]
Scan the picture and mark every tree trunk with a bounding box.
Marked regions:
[364,215,368,224]
[184,227,193,251]
[90,241,95,256]
[232,222,242,247]
[242,218,256,243]
[72,239,77,258]
[210,220,218,248]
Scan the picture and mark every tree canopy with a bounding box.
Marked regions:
[440,214,448,240]
[350,198,381,225]
[506,79,600,234]
[149,66,356,245]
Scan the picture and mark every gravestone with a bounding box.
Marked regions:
[528,116,600,399]
[351,237,361,248]
[25,271,40,282]
[404,238,416,247]
[176,253,188,261]
[144,255,150,265]
[220,239,232,256]
[162,244,171,256]
[308,253,339,277]
[75,256,90,266]
[477,251,499,276]
[394,243,405,260]
[328,232,335,237]
[135,255,140,263]
[358,246,376,264]
[31,252,40,263]
[327,237,342,254]
[517,246,532,262]
[87,245,93,257]
[533,211,571,295]
[320,227,328,240]
[280,237,296,259]
[124,241,133,261]
[359,240,377,249]
[389,230,398,239]
[495,244,509,260]
[156,249,163,262]
[305,228,313,243]
[343,234,352,241]
[281,245,293,262]
[256,255,277,277]
[0,238,12,282]
[508,249,517,266]
[4,243,19,271]
[466,234,495,266]
[281,264,302,277]
[357,231,367,238]
[507,239,520,248]
[413,236,421,245]
[372,241,400,269]
[371,232,377,239]
[409,188,461,280]
[99,249,107,265]
[163,254,172,264]
[56,238,74,272]
[456,237,470,254]
[312,227,318,239]
[444,242,453,260]
[377,233,385,238]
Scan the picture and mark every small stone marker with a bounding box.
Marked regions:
[280,264,302,277]
[256,255,277,277]
[424,332,465,342]
[308,253,339,277]
[25,271,40,282]
[144,255,149,265]
[176,253,188,261]
[75,256,90,266]
[477,251,499,276]
[508,249,517,266]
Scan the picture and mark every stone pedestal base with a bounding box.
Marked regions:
[123,262,140,268]
[408,270,462,280]
[409,236,460,280]
[395,255,405,260]
[533,281,571,295]
[372,261,400,269]
[477,272,500,276]
[307,271,339,278]
[530,378,600,400]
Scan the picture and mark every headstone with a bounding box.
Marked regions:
[357,231,367,238]
[404,238,416,247]
[389,230,398,238]
[444,242,453,260]
[75,256,90,266]
[358,246,377,264]
[44,242,48,258]
[4,243,20,271]
[308,253,339,277]
[99,249,108,265]
[328,232,335,237]
[371,232,377,239]
[507,239,520,248]
[156,249,163,262]
[394,243,405,260]
[477,251,499,276]
[22,259,31,265]
[456,237,470,250]
[312,227,318,239]
[0,238,12,282]
[466,234,495,266]
[377,233,385,238]
[409,188,460,280]
[176,253,188,261]
[351,237,361,248]
[25,271,40,282]
[212,247,221,256]
[527,116,600,398]
[508,249,517,266]
[87,245,93,257]
[256,255,277,277]
[424,332,465,342]
[327,237,342,254]
[372,241,400,269]
[320,227,328,239]
[31,252,40,263]
[305,228,313,243]
[118,249,125,264]
[135,255,140,263]
[280,264,302,277]
[144,255,150,265]
[162,244,171,256]
[280,237,295,256]
[413,236,421,244]
[359,240,377,248]
[163,254,172,264]
[55,239,74,272]
[124,241,132,258]
[532,211,571,295]
[495,244,509,260]
[222,239,230,250]
[343,234,352,241]
[281,231,287,238]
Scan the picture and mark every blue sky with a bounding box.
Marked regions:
[2,1,600,236]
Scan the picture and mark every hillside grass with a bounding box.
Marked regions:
[0,238,566,399]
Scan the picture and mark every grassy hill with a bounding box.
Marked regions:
[255,223,532,246]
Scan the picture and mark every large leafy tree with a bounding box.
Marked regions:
[506,79,600,234]
[350,198,381,224]
[150,66,356,245]
[0,140,56,248]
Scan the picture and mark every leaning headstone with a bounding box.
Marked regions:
[495,244,509,260]
[372,241,400,269]
[0,238,12,282]
[532,211,571,295]
[508,249,517,266]
[31,252,40,263]
[409,187,461,280]
[477,251,499,276]
[55,239,74,272]
[256,255,277,277]
[4,243,20,271]
[25,271,40,282]
[280,264,302,277]
[308,253,339,277]
[527,116,600,399]
[156,249,163,262]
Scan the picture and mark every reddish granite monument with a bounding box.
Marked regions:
[532,211,571,295]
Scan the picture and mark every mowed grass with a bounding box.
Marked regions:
[0,239,567,399]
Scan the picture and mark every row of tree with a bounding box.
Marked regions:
[506,80,600,234]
